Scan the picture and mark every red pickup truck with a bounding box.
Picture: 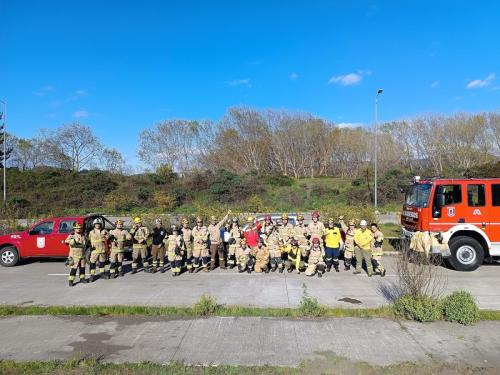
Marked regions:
[0,214,118,267]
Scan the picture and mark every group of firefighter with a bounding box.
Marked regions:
[64,211,386,287]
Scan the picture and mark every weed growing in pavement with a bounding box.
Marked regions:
[193,294,220,316]
[298,284,326,317]
[442,290,479,326]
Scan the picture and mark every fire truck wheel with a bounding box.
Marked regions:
[0,246,20,267]
[448,236,484,272]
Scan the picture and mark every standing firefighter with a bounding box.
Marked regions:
[208,212,230,270]
[285,239,305,274]
[323,218,343,272]
[165,224,185,276]
[266,224,284,272]
[254,237,270,273]
[353,220,374,277]
[227,218,242,269]
[305,237,326,277]
[130,216,150,274]
[370,223,386,277]
[293,214,309,259]
[88,218,109,282]
[107,219,132,277]
[278,214,294,265]
[243,216,261,250]
[181,218,194,272]
[340,217,356,271]
[307,211,325,242]
[192,216,210,272]
[65,222,88,286]
[151,218,167,273]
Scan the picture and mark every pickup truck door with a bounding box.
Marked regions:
[48,219,78,257]
[25,220,56,256]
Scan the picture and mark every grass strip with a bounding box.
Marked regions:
[0,304,395,319]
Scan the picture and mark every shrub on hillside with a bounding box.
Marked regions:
[263,174,294,187]
[442,291,479,325]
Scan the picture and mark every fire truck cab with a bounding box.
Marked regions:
[401,177,500,271]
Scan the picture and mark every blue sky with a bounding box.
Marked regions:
[2,0,499,167]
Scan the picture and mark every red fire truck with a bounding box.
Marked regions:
[401,177,500,271]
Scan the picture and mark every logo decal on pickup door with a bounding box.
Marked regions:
[473,209,482,215]
[36,237,45,249]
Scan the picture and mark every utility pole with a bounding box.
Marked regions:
[374,89,383,212]
[0,100,6,203]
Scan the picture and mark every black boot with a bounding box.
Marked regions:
[265,267,270,274]
[279,267,284,273]
[327,265,332,272]
[160,266,165,273]
[271,265,277,272]
[90,275,96,282]
[334,262,340,272]
[69,280,74,287]
[238,266,245,273]
[119,270,124,277]
[247,267,252,274]
[132,269,137,275]
[317,271,323,278]
[287,267,293,273]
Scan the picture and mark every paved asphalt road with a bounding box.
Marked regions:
[1,256,500,309]
[0,315,499,367]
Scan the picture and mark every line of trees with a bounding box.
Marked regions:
[6,108,500,178]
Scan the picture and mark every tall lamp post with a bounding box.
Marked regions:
[0,100,6,203]
[374,89,383,212]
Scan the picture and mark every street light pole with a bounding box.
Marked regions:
[374,89,383,212]
[0,100,6,204]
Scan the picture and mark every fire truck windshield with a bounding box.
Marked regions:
[405,183,432,207]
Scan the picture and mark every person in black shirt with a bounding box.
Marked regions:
[151,218,167,273]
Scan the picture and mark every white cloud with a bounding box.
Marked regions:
[466,73,495,89]
[75,89,87,96]
[33,85,54,97]
[329,73,363,86]
[337,122,363,128]
[430,81,439,88]
[228,79,251,87]
[289,72,298,80]
[73,110,89,118]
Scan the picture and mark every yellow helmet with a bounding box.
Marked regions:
[247,216,254,223]
[133,217,142,224]
[210,215,217,221]
[196,216,203,223]
[297,214,304,221]
[328,217,335,223]
[181,217,189,224]
[240,238,247,245]
[115,219,123,225]
[73,223,82,230]
[281,213,288,220]
[348,219,356,226]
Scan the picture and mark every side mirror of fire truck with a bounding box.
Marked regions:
[432,193,446,218]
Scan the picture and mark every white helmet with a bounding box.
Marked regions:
[155,218,162,225]
[359,220,368,227]
[92,218,103,226]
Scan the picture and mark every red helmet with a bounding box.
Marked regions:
[312,211,320,218]
[312,237,320,244]
[264,215,272,221]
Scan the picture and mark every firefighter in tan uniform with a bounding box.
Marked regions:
[254,237,270,273]
[192,216,210,272]
[370,223,386,276]
[88,218,109,281]
[107,219,132,277]
[307,211,325,243]
[266,224,284,272]
[208,211,230,270]
[353,220,374,277]
[180,218,194,272]
[260,215,274,237]
[65,222,88,286]
[235,238,254,273]
[339,217,356,270]
[164,225,185,276]
[227,218,242,269]
[130,216,150,274]
[305,237,326,277]
[293,214,309,259]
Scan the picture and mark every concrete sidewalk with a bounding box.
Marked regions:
[0,315,499,367]
[1,257,500,309]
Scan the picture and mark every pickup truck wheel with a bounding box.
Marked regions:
[0,246,20,267]
[448,236,484,271]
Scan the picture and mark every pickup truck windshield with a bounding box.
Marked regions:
[405,183,432,208]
